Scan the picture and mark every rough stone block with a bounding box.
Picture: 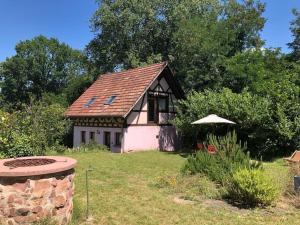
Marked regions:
[32,180,51,198]
[16,208,29,216]
[32,206,42,214]
[54,196,66,208]
[56,179,69,193]
[11,180,29,192]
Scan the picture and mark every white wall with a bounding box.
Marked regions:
[126,93,148,125]
[73,126,122,153]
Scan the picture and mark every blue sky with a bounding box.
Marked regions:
[0,0,299,62]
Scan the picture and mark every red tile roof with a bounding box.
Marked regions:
[65,62,168,117]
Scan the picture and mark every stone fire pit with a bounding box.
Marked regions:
[0,156,77,224]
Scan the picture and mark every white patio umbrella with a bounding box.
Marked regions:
[191,114,236,151]
[191,114,236,125]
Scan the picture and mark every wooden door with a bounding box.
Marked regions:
[104,132,111,148]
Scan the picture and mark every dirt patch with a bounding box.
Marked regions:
[172,195,195,205]
[201,199,251,214]
[171,194,298,217]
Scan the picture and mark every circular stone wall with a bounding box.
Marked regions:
[0,156,77,225]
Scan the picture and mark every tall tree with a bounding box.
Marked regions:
[288,8,300,63]
[224,48,293,93]
[87,0,265,91]
[87,0,220,75]
[171,0,265,91]
[0,36,87,108]
[224,48,300,151]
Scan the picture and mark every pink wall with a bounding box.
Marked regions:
[123,126,179,152]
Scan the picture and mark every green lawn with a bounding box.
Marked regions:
[61,151,300,225]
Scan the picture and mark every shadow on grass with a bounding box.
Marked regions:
[222,196,262,210]
[159,149,194,158]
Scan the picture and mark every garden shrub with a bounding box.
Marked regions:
[181,151,226,183]
[0,110,10,154]
[181,131,261,185]
[227,168,279,207]
[6,134,35,158]
[75,141,109,152]
[0,101,71,158]
[45,144,70,154]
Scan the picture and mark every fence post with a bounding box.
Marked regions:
[86,166,93,220]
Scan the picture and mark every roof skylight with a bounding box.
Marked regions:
[105,95,116,105]
[84,97,97,108]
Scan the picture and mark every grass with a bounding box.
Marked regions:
[57,150,300,225]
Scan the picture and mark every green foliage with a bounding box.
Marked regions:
[0,35,88,108]
[288,9,300,63]
[172,0,265,90]
[173,88,300,157]
[181,132,259,185]
[224,49,294,93]
[0,101,71,157]
[173,89,271,155]
[62,74,93,105]
[0,110,9,151]
[182,151,225,183]
[227,168,279,207]
[87,0,265,86]
[74,141,109,152]
[46,144,70,155]
[5,134,35,158]
[224,49,300,153]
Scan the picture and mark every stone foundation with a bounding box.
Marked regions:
[0,169,75,225]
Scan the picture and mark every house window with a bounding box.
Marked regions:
[148,94,169,123]
[148,95,157,123]
[158,97,168,112]
[89,132,95,141]
[81,131,86,144]
[169,95,175,112]
[105,95,116,105]
[84,97,97,108]
[115,132,122,146]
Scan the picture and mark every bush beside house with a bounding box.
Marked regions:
[172,88,300,158]
[0,101,71,158]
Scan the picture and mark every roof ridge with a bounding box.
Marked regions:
[97,61,167,79]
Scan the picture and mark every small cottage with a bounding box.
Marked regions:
[65,62,185,153]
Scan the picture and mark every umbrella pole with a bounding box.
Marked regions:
[195,129,198,150]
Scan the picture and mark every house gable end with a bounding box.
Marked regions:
[125,65,184,125]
